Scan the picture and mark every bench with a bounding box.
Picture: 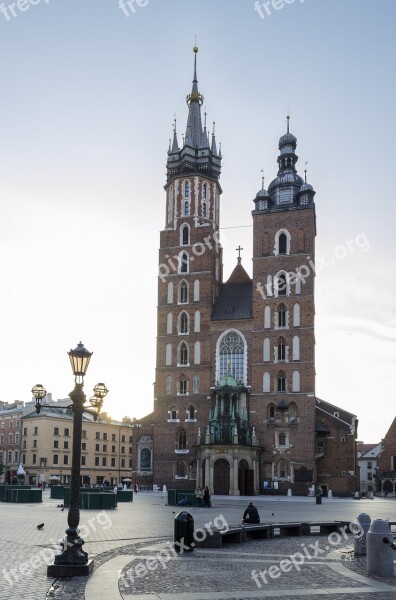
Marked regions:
[270,523,302,538]
[241,524,271,541]
[301,521,342,535]
[193,526,243,548]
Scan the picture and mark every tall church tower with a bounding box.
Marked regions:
[251,117,317,486]
[153,48,223,484]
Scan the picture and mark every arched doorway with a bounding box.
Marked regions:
[214,458,230,495]
[238,459,254,495]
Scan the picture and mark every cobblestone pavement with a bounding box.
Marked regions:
[0,491,395,600]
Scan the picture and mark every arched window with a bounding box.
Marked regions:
[275,272,289,297]
[292,336,300,361]
[181,225,189,245]
[202,201,207,218]
[203,182,207,199]
[179,252,189,274]
[177,460,187,477]
[275,230,290,255]
[184,200,189,216]
[295,274,302,295]
[187,405,196,420]
[218,330,247,384]
[264,305,271,329]
[277,372,286,393]
[278,304,286,328]
[279,432,286,446]
[179,342,188,366]
[178,280,188,304]
[167,282,173,304]
[166,375,173,395]
[193,374,200,394]
[289,403,297,419]
[194,310,200,332]
[169,405,177,420]
[279,233,287,255]
[277,338,286,362]
[177,430,187,450]
[268,403,275,419]
[263,371,271,393]
[292,370,300,392]
[263,337,270,362]
[184,181,190,197]
[167,312,173,334]
[179,375,187,395]
[277,459,287,479]
[193,279,200,301]
[165,343,172,366]
[293,303,300,327]
[194,341,201,365]
[179,311,189,334]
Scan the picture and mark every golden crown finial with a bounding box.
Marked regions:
[193,46,198,54]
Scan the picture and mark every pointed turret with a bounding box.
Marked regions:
[165,47,222,185]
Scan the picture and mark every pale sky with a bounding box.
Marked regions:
[0,0,395,443]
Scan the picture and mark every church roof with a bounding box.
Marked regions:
[211,281,252,321]
[227,259,251,284]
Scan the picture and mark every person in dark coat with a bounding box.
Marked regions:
[203,486,211,507]
[241,501,260,524]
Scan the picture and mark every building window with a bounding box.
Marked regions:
[268,404,275,419]
[112,434,116,442]
[179,311,189,334]
[187,406,195,420]
[64,428,70,437]
[203,182,207,199]
[96,432,100,440]
[277,338,286,361]
[63,455,69,465]
[194,310,200,332]
[278,432,286,446]
[293,303,300,327]
[1,434,4,444]
[95,444,100,452]
[121,435,125,443]
[23,428,27,436]
[179,252,189,274]
[277,373,286,392]
[32,454,37,464]
[275,230,290,255]
[292,370,300,392]
[33,427,38,435]
[103,433,108,441]
[289,403,297,419]
[367,472,372,480]
[121,446,125,454]
[177,430,187,450]
[184,181,190,198]
[166,375,173,395]
[193,279,200,301]
[177,460,187,478]
[81,456,86,466]
[194,341,201,364]
[179,342,189,366]
[165,343,172,366]
[184,200,189,216]
[121,459,126,468]
[179,280,188,304]
[82,430,87,439]
[167,312,173,334]
[169,406,177,420]
[112,445,116,453]
[102,457,107,467]
[367,462,372,469]
[275,272,288,297]
[202,201,207,218]
[139,447,152,472]
[53,454,59,465]
[279,233,287,254]
[64,441,69,449]
[182,224,189,245]
[263,371,271,393]
[103,444,107,452]
[292,336,300,361]
[278,304,286,328]
[218,330,246,384]
[111,458,116,467]
[179,377,188,395]
[9,433,13,444]
[81,442,86,451]
[95,457,100,466]
[167,281,173,304]
[277,459,287,479]
[193,374,200,394]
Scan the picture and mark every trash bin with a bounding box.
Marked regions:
[315,495,322,505]
[174,511,194,553]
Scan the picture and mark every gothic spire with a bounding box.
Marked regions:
[185,46,205,148]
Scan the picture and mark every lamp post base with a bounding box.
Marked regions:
[47,559,94,578]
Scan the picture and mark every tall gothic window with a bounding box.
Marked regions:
[202,201,207,218]
[277,373,286,392]
[279,233,287,254]
[179,252,189,274]
[218,330,246,384]
[179,342,188,366]
[184,181,190,197]
[179,312,189,334]
[177,430,187,450]
[184,201,189,216]
[277,338,286,361]
[276,273,288,297]
[193,374,200,394]
[203,183,207,199]
[182,225,189,245]
[278,304,286,328]
[179,280,188,304]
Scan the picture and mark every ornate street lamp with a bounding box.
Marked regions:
[31,342,108,577]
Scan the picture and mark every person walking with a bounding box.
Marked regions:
[241,501,260,524]
[203,486,211,507]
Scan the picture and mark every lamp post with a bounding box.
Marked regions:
[32,342,108,577]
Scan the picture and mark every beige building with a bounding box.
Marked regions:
[21,401,136,486]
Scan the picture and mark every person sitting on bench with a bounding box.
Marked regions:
[241,501,260,524]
